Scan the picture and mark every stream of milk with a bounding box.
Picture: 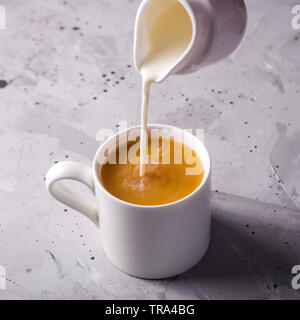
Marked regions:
[138,0,193,176]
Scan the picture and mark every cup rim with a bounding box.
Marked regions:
[92,124,211,208]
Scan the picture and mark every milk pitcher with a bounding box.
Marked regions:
[134,0,247,82]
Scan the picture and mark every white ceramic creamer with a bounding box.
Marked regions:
[134,0,247,82]
[134,0,247,175]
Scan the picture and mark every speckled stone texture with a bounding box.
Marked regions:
[0,0,300,299]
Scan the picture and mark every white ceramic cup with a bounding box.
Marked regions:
[46,124,211,279]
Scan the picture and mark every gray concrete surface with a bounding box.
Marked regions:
[0,0,300,299]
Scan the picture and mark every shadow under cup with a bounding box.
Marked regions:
[93,124,211,279]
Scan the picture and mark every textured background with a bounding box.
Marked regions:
[0,0,300,299]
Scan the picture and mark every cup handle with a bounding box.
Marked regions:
[46,161,99,225]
